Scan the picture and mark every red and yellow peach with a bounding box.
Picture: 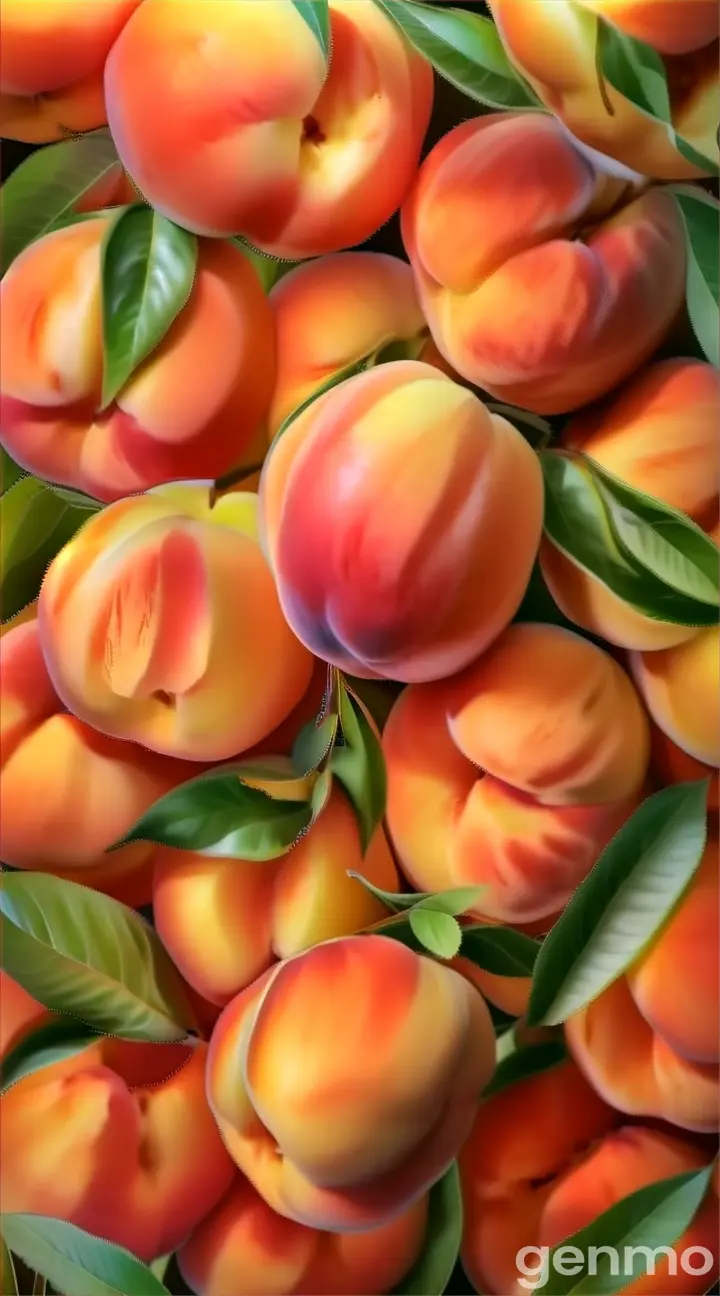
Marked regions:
[631,626,720,770]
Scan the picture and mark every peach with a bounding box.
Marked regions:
[0,0,142,143]
[259,360,544,683]
[0,611,193,907]
[206,933,496,1231]
[0,977,235,1263]
[103,0,433,256]
[178,1175,429,1296]
[0,217,275,502]
[649,720,719,810]
[74,162,141,214]
[37,485,314,761]
[153,783,401,1005]
[460,1058,718,1295]
[455,960,532,1020]
[631,626,720,768]
[384,623,650,925]
[540,359,720,649]
[401,114,686,414]
[489,0,719,180]
[567,839,719,1133]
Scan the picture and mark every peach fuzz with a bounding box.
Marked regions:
[0,977,235,1263]
[260,360,543,683]
[540,359,720,650]
[383,622,650,925]
[206,933,496,1231]
[178,1175,428,1296]
[489,0,719,180]
[0,0,142,142]
[401,113,686,414]
[0,611,193,906]
[567,839,719,1133]
[631,626,720,769]
[0,217,275,503]
[153,783,401,1005]
[37,485,314,761]
[104,0,433,257]
[460,1059,718,1296]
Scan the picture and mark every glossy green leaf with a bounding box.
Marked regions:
[409,909,463,959]
[528,780,709,1026]
[45,484,104,512]
[348,873,428,913]
[115,767,313,859]
[292,713,339,776]
[292,0,331,60]
[483,1039,567,1099]
[0,476,91,622]
[0,1216,171,1296]
[0,131,121,274]
[542,1162,715,1295]
[100,206,198,408]
[391,1164,463,1296]
[0,1236,19,1296]
[460,925,541,976]
[670,186,720,366]
[0,1017,100,1094]
[330,679,387,853]
[0,872,195,1041]
[377,0,540,109]
[414,887,487,918]
[0,448,23,494]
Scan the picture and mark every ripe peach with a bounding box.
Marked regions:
[649,720,719,811]
[104,0,433,256]
[567,839,719,1133]
[631,626,720,769]
[259,360,544,682]
[401,114,686,414]
[0,217,275,502]
[178,1175,429,1296]
[206,934,496,1231]
[489,0,719,180]
[384,623,650,925]
[37,485,314,761]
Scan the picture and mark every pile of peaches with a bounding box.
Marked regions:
[0,1,718,1294]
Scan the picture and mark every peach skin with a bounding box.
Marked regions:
[37,485,314,761]
[178,1175,429,1296]
[489,0,719,180]
[206,933,496,1231]
[259,360,544,683]
[0,0,142,142]
[460,1058,718,1295]
[0,611,194,907]
[649,720,719,811]
[401,113,686,414]
[0,976,236,1263]
[103,0,433,256]
[383,622,650,926]
[540,359,720,649]
[0,217,275,503]
[153,783,401,1005]
[631,625,720,769]
[567,839,719,1133]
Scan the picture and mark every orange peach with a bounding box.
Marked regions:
[73,162,141,214]
[631,626,720,768]
[37,485,314,761]
[489,0,719,180]
[104,0,433,256]
[153,783,401,1005]
[649,720,719,810]
[206,933,496,1231]
[259,360,543,682]
[540,359,720,649]
[455,960,533,1020]
[0,977,235,1263]
[567,839,719,1133]
[384,622,650,925]
[460,1058,718,1295]
[178,1175,429,1296]
[0,0,142,142]
[0,611,192,906]
[0,217,275,502]
[401,114,686,414]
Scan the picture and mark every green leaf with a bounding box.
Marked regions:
[292,713,339,776]
[329,679,387,853]
[0,1017,100,1094]
[0,448,23,494]
[391,1164,463,1296]
[0,1236,19,1296]
[370,335,428,365]
[0,130,121,275]
[0,1216,171,1296]
[527,780,709,1027]
[669,186,720,366]
[100,205,198,408]
[414,887,487,918]
[0,476,91,622]
[376,0,540,109]
[486,402,554,451]
[482,1039,567,1099]
[460,925,541,976]
[409,909,463,959]
[292,0,331,60]
[348,873,426,913]
[540,451,718,627]
[344,676,405,733]
[541,1163,715,1295]
[0,872,195,1042]
[44,484,104,512]
[114,767,313,859]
